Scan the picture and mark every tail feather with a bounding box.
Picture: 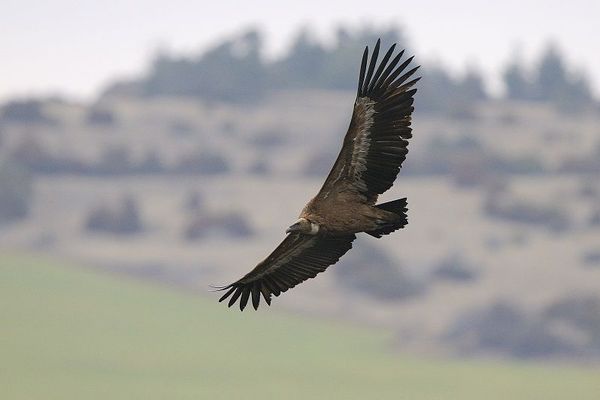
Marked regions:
[366,198,408,238]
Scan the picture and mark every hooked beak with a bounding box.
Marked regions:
[286,223,298,234]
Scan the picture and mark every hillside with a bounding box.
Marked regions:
[1,254,599,399]
[1,92,599,359]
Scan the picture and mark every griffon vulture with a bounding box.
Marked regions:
[217,39,419,310]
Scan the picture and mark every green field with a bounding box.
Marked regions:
[1,254,599,400]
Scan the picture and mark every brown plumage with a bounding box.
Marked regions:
[217,39,419,310]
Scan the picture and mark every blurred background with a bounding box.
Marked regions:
[1,1,600,399]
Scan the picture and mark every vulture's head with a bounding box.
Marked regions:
[286,218,320,235]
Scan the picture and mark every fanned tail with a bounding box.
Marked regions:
[366,198,408,238]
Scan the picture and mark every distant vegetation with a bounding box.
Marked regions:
[84,196,144,235]
[0,99,56,125]
[544,295,600,357]
[560,141,600,174]
[446,295,600,359]
[1,24,598,364]
[400,133,546,180]
[3,135,234,177]
[503,45,594,112]
[247,157,270,175]
[184,211,254,240]
[582,250,600,268]
[183,190,205,213]
[101,26,597,113]
[85,107,118,126]
[97,145,134,175]
[174,148,231,175]
[446,301,570,358]
[335,240,425,301]
[249,126,288,148]
[102,26,491,115]
[0,160,33,224]
[431,252,479,283]
[589,208,600,228]
[483,193,571,232]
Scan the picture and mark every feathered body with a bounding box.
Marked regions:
[217,39,419,310]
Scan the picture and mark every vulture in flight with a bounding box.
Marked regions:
[217,39,420,310]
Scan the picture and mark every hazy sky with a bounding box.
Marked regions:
[2,0,599,102]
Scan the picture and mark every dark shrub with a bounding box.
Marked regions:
[84,196,143,235]
[484,196,571,232]
[10,136,85,174]
[11,135,52,170]
[183,191,204,213]
[432,252,479,282]
[578,180,599,199]
[488,154,545,175]
[445,301,573,358]
[542,295,600,357]
[582,251,600,268]
[175,149,230,175]
[588,208,600,227]
[96,145,132,175]
[0,99,56,125]
[249,127,287,148]
[0,160,33,224]
[543,295,600,339]
[184,211,254,240]
[560,146,600,174]
[335,240,425,301]
[136,150,164,174]
[86,108,117,126]
[247,159,270,175]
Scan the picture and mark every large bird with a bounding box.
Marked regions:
[217,39,419,310]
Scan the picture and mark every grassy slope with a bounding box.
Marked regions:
[1,255,599,400]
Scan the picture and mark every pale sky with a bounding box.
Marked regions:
[1,0,599,102]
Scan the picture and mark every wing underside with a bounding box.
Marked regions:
[217,233,356,310]
[318,40,420,203]
[216,39,419,310]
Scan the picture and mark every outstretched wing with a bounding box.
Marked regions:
[217,233,355,310]
[318,39,419,204]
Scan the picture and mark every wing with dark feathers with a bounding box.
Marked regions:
[318,39,420,203]
[217,233,356,310]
